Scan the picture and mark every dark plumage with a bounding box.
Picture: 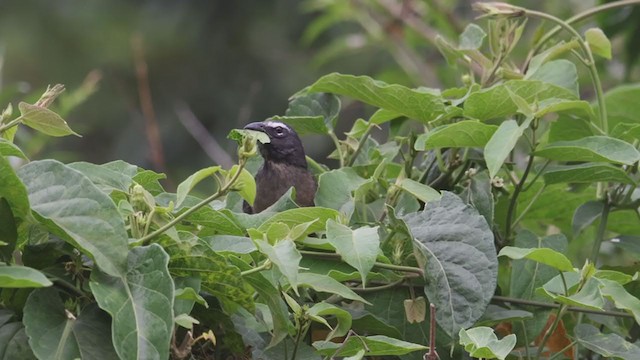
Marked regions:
[243,121,317,213]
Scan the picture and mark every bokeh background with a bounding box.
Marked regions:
[1,0,638,186]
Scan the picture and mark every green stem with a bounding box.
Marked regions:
[536,305,568,358]
[520,320,531,360]
[589,198,611,264]
[240,260,271,277]
[350,278,405,293]
[512,184,546,228]
[0,115,24,134]
[328,130,345,168]
[137,159,247,245]
[522,8,608,133]
[492,295,634,318]
[526,0,640,68]
[347,124,374,167]
[505,154,535,241]
[299,250,424,276]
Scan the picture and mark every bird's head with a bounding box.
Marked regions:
[244,121,307,168]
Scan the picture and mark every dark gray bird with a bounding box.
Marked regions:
[243,121,317,213]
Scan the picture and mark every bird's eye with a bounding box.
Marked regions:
[274,126,285,136]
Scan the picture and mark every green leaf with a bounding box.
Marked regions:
[298,272,369,304]
[543,163,635,185]
[313,335,427,357]
[68,161,134,194]
[498,246,575,272]
[18,102,80,137]
[174,277,205,317]
[270,93,340,134]
[326,220,379,285]
[0,321,36,360]
[227,165,256,206]
[404,192,497,336]
[549,115,594,142]
[459,23,486,50]
[536,136,640,165]
[175,166,221,208]
[575,324,640,360]
[484,120,524,179]
[0,138,27,159]
[227,129,271,144]
[257,207,340,234]
[526,60,579,95]
[255,239,301,294]
[307,302,352,340]
[603,84,640,131]
[460,171,494,225]
[415,121,498,150]
[611,123,640,143]
[89,244,174,360]
[164,236,254,311]
[0,156,30,219]
[315,168,368,216]
[478,305,533,326]
[0,266,52,288]
[572,201,604,236]
[509,231,568,300]
[23,288,118,360]
[459,327,516,360]
[553,277,604,310]
[464,80,577,120]
[18,160,129,277]
[396,179,441,203]
[308,73,446,123]
[0,199,17,262]
[369,108,402,125]
[204,235,256,254]
[534,98,594,119]
[599,279,640,324]
[585,28,612,60]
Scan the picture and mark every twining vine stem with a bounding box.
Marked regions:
[137,159,247,245]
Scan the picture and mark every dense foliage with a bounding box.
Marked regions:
[1,2,640,360]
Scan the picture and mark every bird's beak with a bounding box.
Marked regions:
[244,122,266,133]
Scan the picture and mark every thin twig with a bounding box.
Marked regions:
[174,101,234,168]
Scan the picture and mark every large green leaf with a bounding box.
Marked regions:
[498,247,574,272]
[89,244,174,360]
[575,324,640,360]
[270,92,340,134]
[602,84,640,130]
[164,235,254,311]
[415,121,498,150]
[255,239,301,294]
[326,219,379,285]
[509,231,568,301]
[0,321,36,360]
[396,179,441,203]
[536,136,640,165]
[404,192,497,336]
[23,288,118,360]
[18,160,128,277]
[460,171,494,225]
[459,327,516,360]
[298,272,369,303]
[484,120,524,179]
[313,335,427,357]
[464,80,577,120]
[257,207,340,234]
[0,266,52,288]
[525,60,579,95]
[0,138,27,159]
[0,156,29,219]
[308,73,446,123]
[315,168,368,217]
[543,163,635,185]
[67,161,134,194]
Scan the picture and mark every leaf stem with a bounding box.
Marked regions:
[0,115,24,134]
[346,123,374,167]
[511,184,546,228]
[589,198,611,264]
[536,305,567,358]
[299,250,424,276]
[505,154,535,241]
[240,260,271,277]
[520,320,531,360]
[521,8,608,133]
[328,130,345,168]
[137,159,247,245]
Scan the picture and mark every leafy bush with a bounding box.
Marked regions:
[1,2,640,360]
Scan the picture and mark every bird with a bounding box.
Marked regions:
[242,121,317,213]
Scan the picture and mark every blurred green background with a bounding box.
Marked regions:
[1,0,638,185]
